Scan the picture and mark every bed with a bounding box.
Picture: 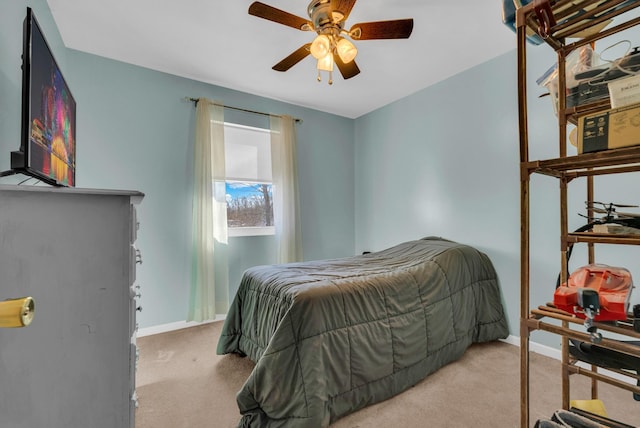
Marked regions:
[217,237,509,427]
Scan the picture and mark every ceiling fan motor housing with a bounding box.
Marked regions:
[308,0,345,34]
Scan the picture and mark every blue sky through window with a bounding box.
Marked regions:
[225,182,271,201]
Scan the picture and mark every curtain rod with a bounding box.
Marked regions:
[184,97,302,123]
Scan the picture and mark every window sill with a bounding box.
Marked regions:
[228,226,275,237]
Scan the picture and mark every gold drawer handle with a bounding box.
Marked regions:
[0,296,35,328]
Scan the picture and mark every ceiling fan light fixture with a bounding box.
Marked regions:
[247,0,414,83]
[336,37,357,63]
[316,53,334,72]
[310,34,331,59]
[316,53,334,85]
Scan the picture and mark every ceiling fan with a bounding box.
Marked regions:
[248,0,414,84]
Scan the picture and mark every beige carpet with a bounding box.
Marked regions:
[135,322,640,427]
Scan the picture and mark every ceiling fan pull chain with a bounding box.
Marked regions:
[316,70,333,85]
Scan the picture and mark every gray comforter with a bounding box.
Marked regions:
[217,237,509,427]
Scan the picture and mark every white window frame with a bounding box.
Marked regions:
[228,225,274,237]
[223,123,275,238]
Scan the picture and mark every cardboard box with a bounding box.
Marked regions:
[578,103,640,154]
[608,73,640,108]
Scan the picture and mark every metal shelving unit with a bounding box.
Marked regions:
[516,1,640,426]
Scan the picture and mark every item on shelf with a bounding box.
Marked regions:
[538,41,640,112]
[569,126,579,148]
[502,0,544,45]
[592,223,640,234]
[569,399,608,418]
[585,201,640,228]
[578,287,601,342]
[570,406,637,428]
[569,339,640,402]
[512,0,623,48]
[538,45,594,115]
[534,408,611,428]
[569,45,640,108]
[608,73,640,108]
[559,202,640,289]
[577,102,640,154]
[554,264,633,323]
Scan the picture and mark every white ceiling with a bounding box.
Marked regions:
[46,0,517,119]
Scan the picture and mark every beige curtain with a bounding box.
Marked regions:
[188,98,229,322]
[270,115,303,263]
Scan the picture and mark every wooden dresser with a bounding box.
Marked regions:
[0,185,143,428]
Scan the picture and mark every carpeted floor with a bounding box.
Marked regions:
[135,322,640,427]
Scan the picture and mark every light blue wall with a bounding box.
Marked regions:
[64,51,356,328]
[354,50,521,335]
[0,1,356,328]
[3,1,640,340]
[354,33,640,346]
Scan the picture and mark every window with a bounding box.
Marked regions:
[223,123,274,237]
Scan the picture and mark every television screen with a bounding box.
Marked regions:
[11,7,76,187]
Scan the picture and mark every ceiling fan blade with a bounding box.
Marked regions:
[249,2,312,31]
[334,54,360,79]
[331,0,357,22]
[272,44,312,72]
[350,18,414,40]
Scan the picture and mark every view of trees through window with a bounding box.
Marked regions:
[226,182,273,228]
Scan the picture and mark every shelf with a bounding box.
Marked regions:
[528,305,640,392]
[563,99,611,125]
[526,306,640,396]
[517,1,640,426]
[567,232,640,245]
[522,146,640,179]
[517,0,640,51]
[530,305,640,341]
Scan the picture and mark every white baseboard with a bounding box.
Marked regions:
[502,335,562,360]
[137,316,225,338]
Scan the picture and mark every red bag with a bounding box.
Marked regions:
[553,264,633,321]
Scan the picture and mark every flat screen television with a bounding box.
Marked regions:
[7,7,76,187]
